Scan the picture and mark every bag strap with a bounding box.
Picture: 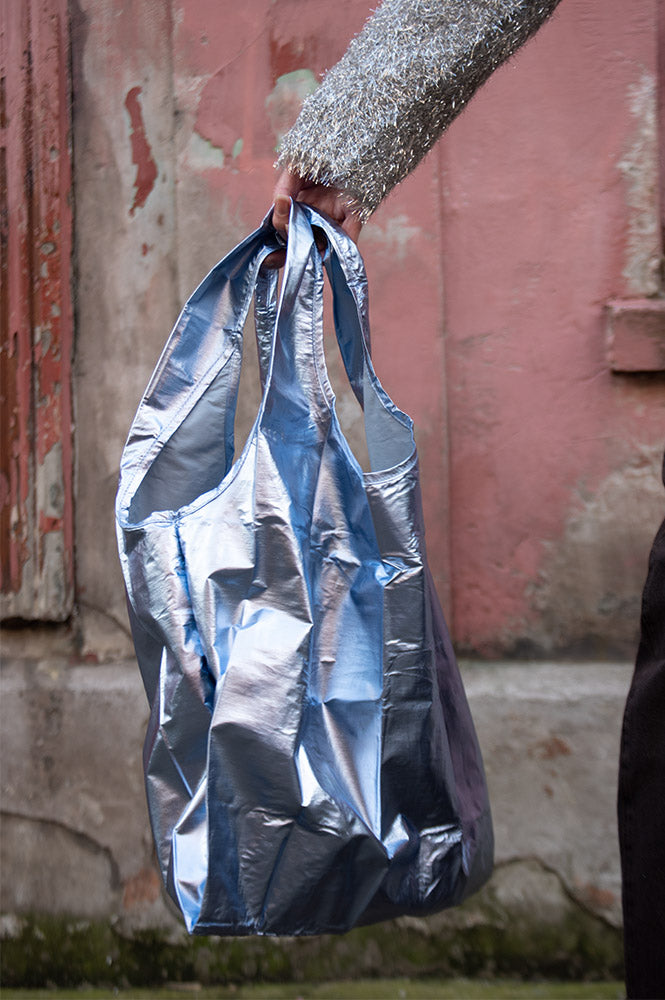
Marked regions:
[253,207,368,408]
[254,267,279,391]
[260,201,331,419]
[259,201,414,475]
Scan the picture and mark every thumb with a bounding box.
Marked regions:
[273,195,291,236]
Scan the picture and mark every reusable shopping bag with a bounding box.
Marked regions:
[116,202,493,936]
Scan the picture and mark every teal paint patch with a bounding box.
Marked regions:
[232,138,243,159]
[274,69,319,92]
[188,132,225,171]
[266,70,318,150]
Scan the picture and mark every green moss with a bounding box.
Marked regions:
[0,979,627,999]
[0,892,623,989]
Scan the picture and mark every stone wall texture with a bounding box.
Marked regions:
[0,659,630,984]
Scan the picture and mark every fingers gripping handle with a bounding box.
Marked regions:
[257,201,372,409]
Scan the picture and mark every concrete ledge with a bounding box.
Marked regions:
[0,658,631,984]
[460,660,632,928]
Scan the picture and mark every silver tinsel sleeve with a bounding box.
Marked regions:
[276,0,563,221]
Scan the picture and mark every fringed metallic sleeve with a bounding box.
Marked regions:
[276,0,562,221]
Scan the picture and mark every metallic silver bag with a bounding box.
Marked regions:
[116,202,493,936]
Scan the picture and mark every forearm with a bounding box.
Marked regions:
[277,0,562,221]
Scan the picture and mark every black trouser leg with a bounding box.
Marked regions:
[618,458,665,999]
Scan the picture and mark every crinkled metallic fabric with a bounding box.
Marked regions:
[116,203,493,936]
[277,0,563,219]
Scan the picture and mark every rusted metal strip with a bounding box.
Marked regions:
[0,0,73,619]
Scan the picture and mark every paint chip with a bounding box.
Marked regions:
[186,131,225,171]
[125,86,158,216]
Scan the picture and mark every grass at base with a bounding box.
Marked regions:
[0,978,626,999]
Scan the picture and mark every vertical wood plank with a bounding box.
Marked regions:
[0,0,73,619]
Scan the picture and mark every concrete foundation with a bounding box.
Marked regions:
[0,658,630,984]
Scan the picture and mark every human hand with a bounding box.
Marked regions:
[264,169,363,268]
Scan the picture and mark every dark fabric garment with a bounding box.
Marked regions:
[618,453,665,1000]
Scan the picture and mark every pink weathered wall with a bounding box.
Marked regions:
[67,0,663,660]
[438,0,664,654]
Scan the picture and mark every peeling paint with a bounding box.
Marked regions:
[527,449,665,656]
[122,867,161,909]
[124,86,158,216]
[1,0,73,619]
[185,130,225,171]
[361,214,422,263]
[265,69,317,149]
[38,443,65,519]
[617,73,661,296]
[576,882,617,912]
[530,736,572,760]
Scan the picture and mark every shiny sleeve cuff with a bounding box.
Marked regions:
[276,0,562,221]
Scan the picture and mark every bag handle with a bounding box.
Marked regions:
[253,204,369,408]
[261,200,330,416]
[259,202,414,475]
[254,266,279,391]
